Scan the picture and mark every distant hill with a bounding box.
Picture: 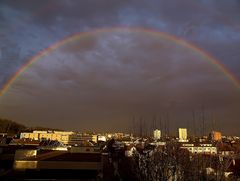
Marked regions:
[0,118,26,135]
[0,118,63,135]
[25,126,63,132]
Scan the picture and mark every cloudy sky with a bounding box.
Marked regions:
[0,0,239,135]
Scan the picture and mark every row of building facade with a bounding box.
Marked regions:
[153,128,222,142]
[20,130,106,145]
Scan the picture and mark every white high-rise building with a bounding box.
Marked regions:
[179,128,187,142]
[153,129,161,140]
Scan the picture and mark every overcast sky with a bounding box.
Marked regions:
[0,0,239,135]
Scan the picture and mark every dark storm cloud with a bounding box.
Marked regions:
[0,0,240,134]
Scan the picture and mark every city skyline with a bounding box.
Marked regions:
[0,1,240,134]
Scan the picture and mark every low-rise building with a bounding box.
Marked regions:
[178,128,188,142]
[153,129,161,140]
[211,131,222,141]
[92,135,107,143]
[68,133,93,145]
[181,143,217,154]
[20,130,74,144]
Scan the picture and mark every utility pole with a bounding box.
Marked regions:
[158,115,162,131]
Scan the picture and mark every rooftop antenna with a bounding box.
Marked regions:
[158,114,162,131]
[151,116,155,132]
[154,115,157,130]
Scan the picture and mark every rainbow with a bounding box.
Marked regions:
[0,27,239,97]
